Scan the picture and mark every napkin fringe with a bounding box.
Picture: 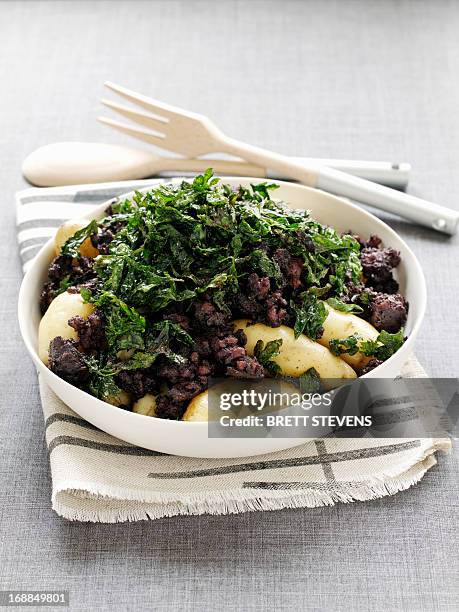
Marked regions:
[51,446,446,522]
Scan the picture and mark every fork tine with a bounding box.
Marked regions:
[97,116,180,151]
[104,81,191,121]
[101,98,169,134]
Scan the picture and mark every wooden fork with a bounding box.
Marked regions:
[99,82,459,235]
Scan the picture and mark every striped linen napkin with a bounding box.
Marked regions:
[16,181,451,522]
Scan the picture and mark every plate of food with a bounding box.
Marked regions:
[18,171,426,457]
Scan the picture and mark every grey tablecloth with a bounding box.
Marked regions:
[1,1,458,610]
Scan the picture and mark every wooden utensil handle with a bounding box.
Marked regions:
[221,136,458,235]
[222,137,320,186]
[162,157,266,177]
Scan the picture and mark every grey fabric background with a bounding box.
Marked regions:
[1,1,458,610]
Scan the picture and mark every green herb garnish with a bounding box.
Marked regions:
[254,339,283,376]
[329,333,362,356]
[329,328,405,360]
[361,329,405,360]
[298,367,321,393]
[92,171,361,314]
[326,297,364,314]
[83,356,120,401]
[91,291,146,352]
[84,170,363,363]
[61,220,98,258]
[292,294,328,339]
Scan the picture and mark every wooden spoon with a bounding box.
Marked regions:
[22,142,269,187]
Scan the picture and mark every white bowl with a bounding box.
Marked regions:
[18,178,426,458]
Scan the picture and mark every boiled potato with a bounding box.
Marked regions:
[233,320,356,380]
[132,393,156,416]
[319,304,379,369]
[38,291,95,365]
[106,390,132,408]
[182,379,301,422]
[54,218,99,258]
[183,391,208,421]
